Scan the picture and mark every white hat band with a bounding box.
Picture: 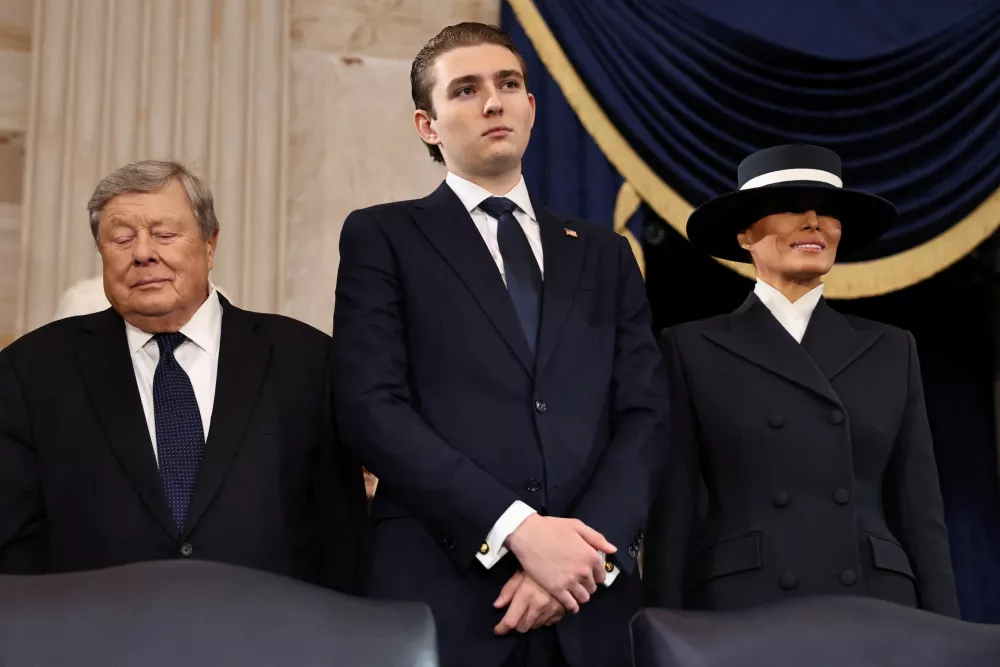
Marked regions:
[740,168,843,191]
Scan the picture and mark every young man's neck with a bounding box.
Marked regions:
[757,271,823,303]
[450,165,522,196]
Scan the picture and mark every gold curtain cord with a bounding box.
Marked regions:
[508,0,1000,298]
[613,181,646,279]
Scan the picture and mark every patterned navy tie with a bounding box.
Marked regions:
[152,332,205,534]
[479,196,543,355]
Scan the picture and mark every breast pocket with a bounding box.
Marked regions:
[573,281,608,329]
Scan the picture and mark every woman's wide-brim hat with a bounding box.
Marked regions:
[686,144,898,263]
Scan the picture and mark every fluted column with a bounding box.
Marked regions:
[17,0,288,334]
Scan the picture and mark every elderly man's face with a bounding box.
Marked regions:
[97,179,217,332]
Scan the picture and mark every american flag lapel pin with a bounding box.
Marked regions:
[564,228,578,238]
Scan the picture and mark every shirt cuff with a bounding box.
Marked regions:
[599,551,619,586]
[475,500,537,569]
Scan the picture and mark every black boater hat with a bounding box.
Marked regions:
[686,144,898,262]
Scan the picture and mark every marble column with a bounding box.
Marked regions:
[0,0,31,346]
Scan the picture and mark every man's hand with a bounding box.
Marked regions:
[505,515,616,613]
[493,570,565,635]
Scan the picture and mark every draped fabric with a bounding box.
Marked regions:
[503,0,1000,623]
[514,0,1000,261]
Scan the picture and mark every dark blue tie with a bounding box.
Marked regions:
[153,332,205,534]
[479,196,543,355]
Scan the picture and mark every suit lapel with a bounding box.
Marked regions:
[412,182,534,377]
[183,298,272,537]
[802,298,883,381]
[702,293,843,407]
[535,208,585,376]
[76,309,177,538]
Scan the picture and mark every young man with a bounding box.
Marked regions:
[331,23,668,667]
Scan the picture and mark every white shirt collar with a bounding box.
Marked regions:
[445,171,536,222]
[125,284,223,356]
[753,279,824,343]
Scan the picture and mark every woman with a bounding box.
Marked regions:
[643,144,959,616]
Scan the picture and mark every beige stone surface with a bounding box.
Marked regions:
[0,0,32,51]
[0,201,20,346]
[0,49,29,132]
[291,0,500,59]
[284,50,447,332]
[0,130,24,203]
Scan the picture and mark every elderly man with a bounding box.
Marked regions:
[0,161,367,592]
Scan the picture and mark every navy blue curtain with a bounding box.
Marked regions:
[503,0,1000,622]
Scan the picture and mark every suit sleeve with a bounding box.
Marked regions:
[642,328,701,607]
[884,332,960,616]
[330,209,520,569]
[313,342,371,594]
[571,236,670,577]
[0,349,46,573]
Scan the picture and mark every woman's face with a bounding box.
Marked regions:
[738,210,841,282]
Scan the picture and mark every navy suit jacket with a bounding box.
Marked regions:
[331,182,668,667]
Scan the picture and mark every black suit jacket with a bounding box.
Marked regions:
[331,183,668,667]
[0,297,368,594]
[643,293,959,616]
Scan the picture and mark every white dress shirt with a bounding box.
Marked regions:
[753,279,824,343]
[445,173,618,585]
[445,171,544,283]
[125,285,223,462]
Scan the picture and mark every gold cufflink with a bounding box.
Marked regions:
[605,560,614,573]
[479,543,490,555]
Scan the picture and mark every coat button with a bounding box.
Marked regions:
[627,544,639,558]
[833,488,851,505]
[840,569,858,586]
[534,400,547,413]
[828,410,844,425]
[768,413,786,429]
[179,543,194,558]
[524,477,541,493]
[772,491,791,508]
[780,572,799,590]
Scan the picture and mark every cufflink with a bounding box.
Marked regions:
[605,560,615,573]
[479,542,490,555]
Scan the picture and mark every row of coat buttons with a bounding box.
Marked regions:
[772,488,851,508]
[780,569,857,590]
[768,410,844,429]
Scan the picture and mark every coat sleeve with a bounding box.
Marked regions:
[570,237,670,578]
[0,348,46,573]
[313,339,371,594]
[883,332,960,617]
[330,209,520,570]
[642,327,701,607]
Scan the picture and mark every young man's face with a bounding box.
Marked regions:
[417,44,535,179]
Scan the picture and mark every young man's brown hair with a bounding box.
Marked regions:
[410,22,530,163]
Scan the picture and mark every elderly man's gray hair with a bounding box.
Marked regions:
[87,160,219,242]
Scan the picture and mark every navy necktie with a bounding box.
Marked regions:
[152,332,205,533]
[479,196,543,355]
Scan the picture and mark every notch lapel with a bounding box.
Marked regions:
[412,182,534,377]
[535,209,586,376]
[801,298,883,381]
[76,309,176,538]
[702,294,844,407]
[183,299,272,537]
